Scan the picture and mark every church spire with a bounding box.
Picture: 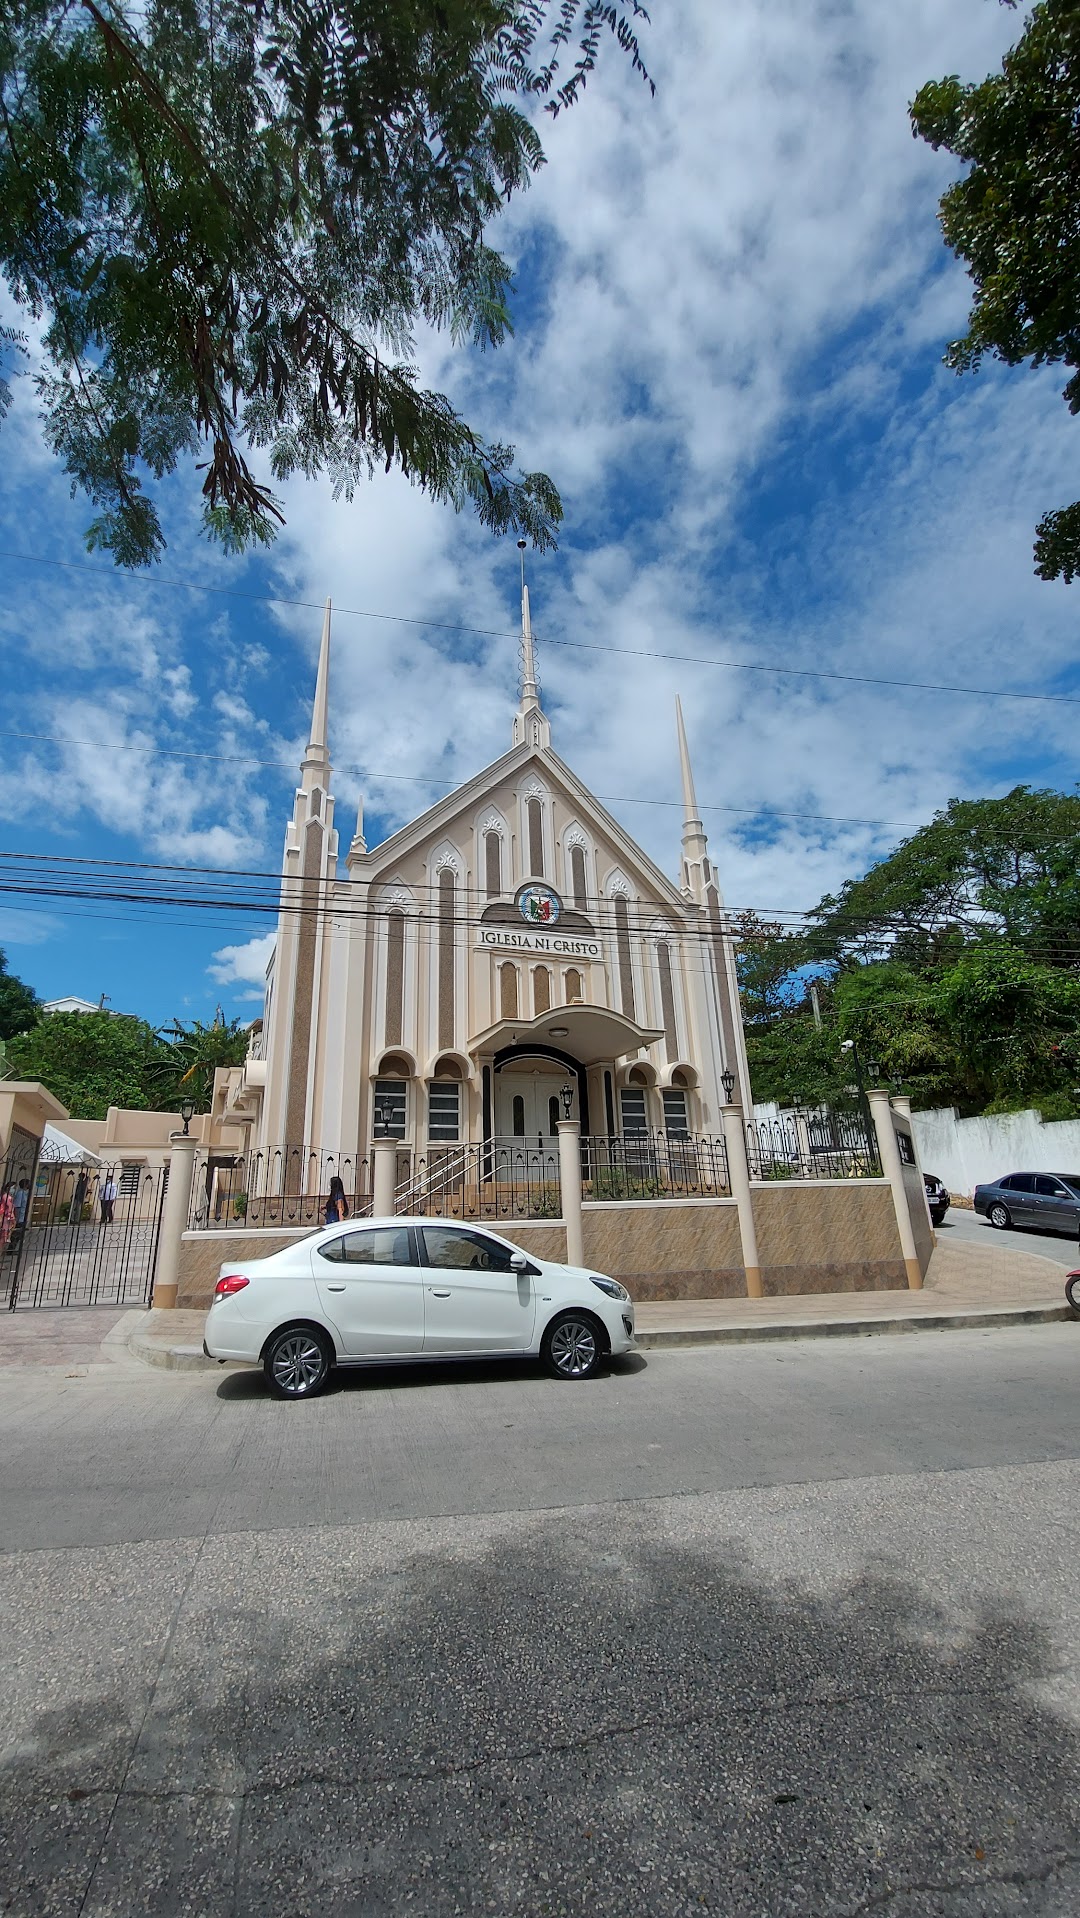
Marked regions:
[675,695,710,899]
[512,543,551,750]
[302,597,332,781]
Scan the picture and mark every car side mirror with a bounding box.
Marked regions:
[510,1251,528,1271]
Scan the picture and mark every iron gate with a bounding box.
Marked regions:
[3,1146,167,1310]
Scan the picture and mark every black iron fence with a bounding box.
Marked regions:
[747,1104,881,1182]
[190,1145,373,1231]
[397,1141,562,1221]
[582,1132,730,1201]
[5,1156,167,1309]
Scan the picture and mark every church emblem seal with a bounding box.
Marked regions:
[519,885,561,927]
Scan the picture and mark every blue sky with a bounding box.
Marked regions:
[1,0,1077,1027]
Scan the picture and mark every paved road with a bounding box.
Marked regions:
[3,1329,1080,1915]
[937,1207,1078,1269]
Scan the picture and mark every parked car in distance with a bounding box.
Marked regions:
[203,1216,636,1398]
[973,1172,1080,1237]
[923,1173,950,1227]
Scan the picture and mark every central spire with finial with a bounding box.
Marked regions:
[512,540,551,751]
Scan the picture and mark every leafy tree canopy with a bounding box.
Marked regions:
[911,0,1080,580]
[0,0,652,566]
[5,1006,249,1116]
[807,787,1080,969]
[0,946,39,1041]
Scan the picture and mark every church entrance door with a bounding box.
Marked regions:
[494,1064,566,1152]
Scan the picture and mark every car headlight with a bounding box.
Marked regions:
[589,1275,628,1302]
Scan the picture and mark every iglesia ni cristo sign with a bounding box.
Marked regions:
[477,884,601,959]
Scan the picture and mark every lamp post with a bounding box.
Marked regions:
[721,1068,735,1104]
[179,1098,195,1137]
[559,1082,575,1120]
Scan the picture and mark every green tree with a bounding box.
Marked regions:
[155,1013,249,1110]
[808,788,1080,970]
[0,0,651,567]
[733,911,810,1027]
[6,1008,169,1117]
[0,946,39,1041]
[911,0,1080,580]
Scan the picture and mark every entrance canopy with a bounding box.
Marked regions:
[469,1003,662,1068]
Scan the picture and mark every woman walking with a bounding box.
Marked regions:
[0,1183,15,1255]
[324,1175,349,1226]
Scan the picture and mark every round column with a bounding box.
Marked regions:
[557,1119,585,1268]
[720,1100,762,1298]
[372,1137,398,1218]
[153,1132,199,1310]
[868,1088,922,1290]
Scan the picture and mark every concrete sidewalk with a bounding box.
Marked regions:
[99,1232,1074,1372]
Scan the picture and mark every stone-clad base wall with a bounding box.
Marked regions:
[175,1182,907,1309]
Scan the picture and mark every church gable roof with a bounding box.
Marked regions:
[357,742,686,910]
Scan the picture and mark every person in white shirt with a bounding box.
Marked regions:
[99,1174,118,1225]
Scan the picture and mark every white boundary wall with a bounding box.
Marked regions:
[911,1107,1080,1197]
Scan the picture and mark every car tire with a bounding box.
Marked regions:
[263,1324,333,1399]
[930,1208,947,1227]
[541,1310,606,1380]
[1066,1273,1080,1316]
[988,1202,1011,1230]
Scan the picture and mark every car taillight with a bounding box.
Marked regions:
[214,1274,250,1299]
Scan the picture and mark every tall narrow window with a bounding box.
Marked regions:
[657,940,678,1060]
[570,844,587,910]
[661,1089,689,1140]
[500,962,518,1019]
[565,967,583,1004]
[374,1076,407,1138]
[428,1082,461,1142]
[484,830,502,899]
[512,1095,525,1137]
[438,868,455,1050]
[384,909,405,1047]
[533,966,551,1014]
[620,1087,648,1136]
[548,1095,560,1137]
[614,894,636,1020]
[527,797,544,876]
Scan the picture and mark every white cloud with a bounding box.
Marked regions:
[208,931,276,987]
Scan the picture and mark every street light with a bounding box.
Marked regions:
[559,1083,575,1119]
[179,1098,195,1136]
[721,1068,735,1104]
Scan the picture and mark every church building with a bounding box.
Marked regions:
[233,581,751,1168]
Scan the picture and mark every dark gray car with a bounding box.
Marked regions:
[973,1172,1080,1236]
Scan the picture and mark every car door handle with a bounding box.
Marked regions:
[430,1288,451,1298]
[325,1283,346,1292]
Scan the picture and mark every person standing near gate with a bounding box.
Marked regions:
[100,1172,118,1225]
[0,1183,15,1255]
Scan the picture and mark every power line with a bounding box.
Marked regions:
[3,544,1079,708]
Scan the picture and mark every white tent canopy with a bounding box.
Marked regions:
[41,1123,102,1166]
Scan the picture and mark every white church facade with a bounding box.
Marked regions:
[222,584,752,1172]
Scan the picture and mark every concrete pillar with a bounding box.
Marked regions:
[372,1137,398,1217]
[557,1119,585,1268]
[720,1100,762,1299]
[868,1088,922,1290]
[892,1093,934,1236]
[152,1132,200,1310]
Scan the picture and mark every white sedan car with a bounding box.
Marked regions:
[203,1216,636,1398]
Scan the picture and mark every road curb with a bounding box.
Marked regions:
[635,1303,1075,1348]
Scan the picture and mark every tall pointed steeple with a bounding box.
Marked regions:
[675,694,709,898]
[512,544,551,751]
[302,596,332,781]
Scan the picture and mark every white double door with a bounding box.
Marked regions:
[495,1069,565,1150]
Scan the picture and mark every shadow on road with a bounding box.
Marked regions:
[4,1528,1079,1914]
[215,1349,648,1402]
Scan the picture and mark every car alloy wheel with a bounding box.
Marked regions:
[1066,1273,1080,1316]
[988,1203,1011,1230]
[265,1327,332,1399]
[544,1312,602,1380]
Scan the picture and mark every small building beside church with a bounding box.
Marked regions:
[217,583,752,1179]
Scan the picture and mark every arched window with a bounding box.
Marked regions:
[428,1058,462,1142]
[570,844,587,910]
[512,1094,525,1137]
[565,967,584,1004]
[384,909,405,1047]
[438,867,455,1050]
[500,962,518,1019]
[374,1055,409,1139]
[484,830,502,899]
[527,796,544,876]
[661,1087,689,1140]
[657,940,678,1059]
[614,893,636,1019]
[533,966,551,1015]
[548,1095,560,1137]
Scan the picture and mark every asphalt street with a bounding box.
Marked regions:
[938,1208,1078,1269]
[3,1327,1080,1915]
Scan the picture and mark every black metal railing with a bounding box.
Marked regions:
[581,1132,730,1201]
[189,1145,372,1231]
[6,1159,167,1309]
[747,1105,881,1182]
[397,1140,562,1221]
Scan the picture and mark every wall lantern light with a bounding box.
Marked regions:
[721,1069,735,1104]
[179,1098,195,1136]
[559,1083,575,1119]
